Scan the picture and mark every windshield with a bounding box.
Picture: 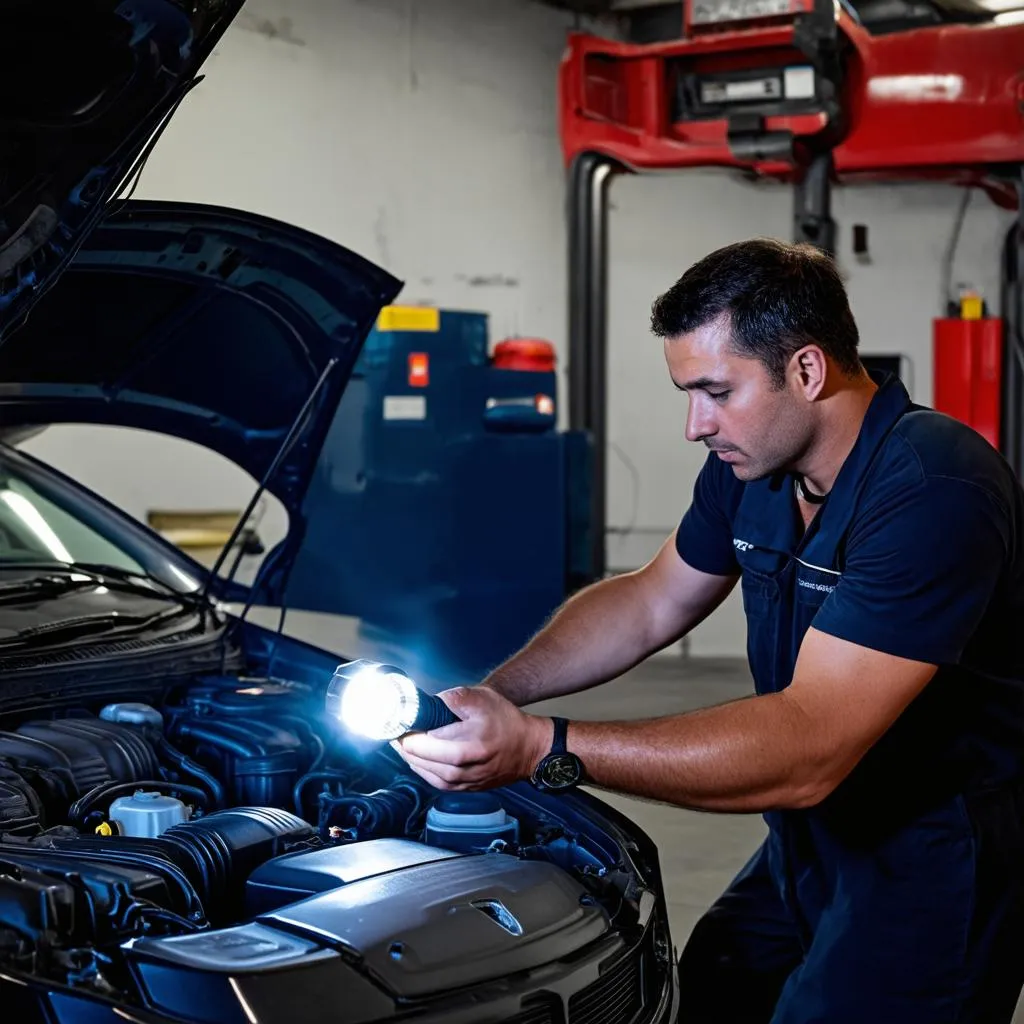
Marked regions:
[0,466,144,573]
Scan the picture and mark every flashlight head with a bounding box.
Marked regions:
[326,660,422,741]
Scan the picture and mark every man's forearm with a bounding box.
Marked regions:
[565,691,832,812]
[480,573,674,706]
[400,625,931,813]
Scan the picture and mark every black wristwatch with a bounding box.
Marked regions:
[530,717,585,793]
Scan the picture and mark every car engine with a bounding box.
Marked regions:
[0,673,668,1023]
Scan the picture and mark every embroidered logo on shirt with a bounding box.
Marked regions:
[797,577,835,594]
[733,538,755,552]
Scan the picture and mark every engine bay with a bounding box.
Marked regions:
[0,672,656,1021]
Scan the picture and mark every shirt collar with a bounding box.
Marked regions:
[826,370,912,500]
[796,370,913,550]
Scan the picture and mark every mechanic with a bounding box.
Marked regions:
[394,237,1024,1023]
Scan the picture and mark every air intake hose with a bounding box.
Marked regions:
[159,807,317,922]
[40,807,317,926]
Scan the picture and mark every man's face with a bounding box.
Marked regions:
[664,314,813,481]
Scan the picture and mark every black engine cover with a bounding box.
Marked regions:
[264,852,610,998]
[245,838,462,915]
[123,852,617,1023]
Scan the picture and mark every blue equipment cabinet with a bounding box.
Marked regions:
[282,307,592,684]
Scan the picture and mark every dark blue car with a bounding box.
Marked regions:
[0,3,678,1022]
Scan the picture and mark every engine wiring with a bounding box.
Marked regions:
[318,775,432,841]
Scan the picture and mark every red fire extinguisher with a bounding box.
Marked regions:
[933,291,1003,449]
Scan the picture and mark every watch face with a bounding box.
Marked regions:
[540,753,582,790]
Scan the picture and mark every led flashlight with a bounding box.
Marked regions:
[325,660,459,741]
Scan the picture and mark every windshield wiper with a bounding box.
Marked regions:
[0,562,200,604]
[71,562,201,601]
[0,574,101,605]
[0,605,195,651]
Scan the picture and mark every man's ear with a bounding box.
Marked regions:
[789,345,827,401]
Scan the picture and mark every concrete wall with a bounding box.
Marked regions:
[19,0,1016,660]
[144,0,577,345]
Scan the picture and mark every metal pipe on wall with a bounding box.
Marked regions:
[567,152,624,582]
[793,152,836,256]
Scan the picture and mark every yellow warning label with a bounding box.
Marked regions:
[960,295,983,321]
[377,306,440,332]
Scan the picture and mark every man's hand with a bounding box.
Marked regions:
[394,686,553,791]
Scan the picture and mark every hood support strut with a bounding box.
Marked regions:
[201,357,341,632]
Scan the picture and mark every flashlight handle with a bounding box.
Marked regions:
[412,692,460,732]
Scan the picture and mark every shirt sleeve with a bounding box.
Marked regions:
[811,476,1010,665]
[676,452,742,576]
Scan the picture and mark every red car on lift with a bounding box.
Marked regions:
[556,0,1024,577]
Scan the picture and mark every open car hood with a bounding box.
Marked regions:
[0,200,403,600]
[0,0,248,341]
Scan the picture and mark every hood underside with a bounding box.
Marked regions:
[0,0,250,341]
[0,0,404,605]
[0,201,402,598]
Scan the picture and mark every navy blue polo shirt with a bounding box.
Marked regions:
[677,373,1024,827]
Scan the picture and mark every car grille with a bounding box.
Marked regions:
[506,997,561,1024]
[504,920,664,1024]
[568,943,643,1024]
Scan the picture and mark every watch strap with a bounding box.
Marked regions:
[551,716,569,755]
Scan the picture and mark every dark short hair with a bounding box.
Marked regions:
[650,238,861,387]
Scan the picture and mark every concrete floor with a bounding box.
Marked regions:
[527,654,1024,1023]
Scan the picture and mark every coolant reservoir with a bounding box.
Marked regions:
[109,790,189,838]
[99,702,164,730]
[424,792,518,853]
